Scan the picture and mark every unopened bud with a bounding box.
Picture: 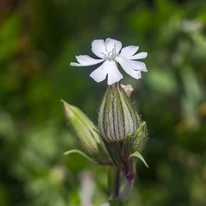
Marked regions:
[62,100,111,165]
[98,83,148,175]
[98,83,141,142]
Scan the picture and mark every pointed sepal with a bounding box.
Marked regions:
[127,121,148,154]
[129,151,149,168]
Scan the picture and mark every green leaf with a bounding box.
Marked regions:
[64,149,97,164]
[129,151,149,168]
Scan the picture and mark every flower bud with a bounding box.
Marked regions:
[62,100,111,165]
[98,83,148,175]
[98,83,141,142]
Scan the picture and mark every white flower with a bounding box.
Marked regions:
[70,38,148,85]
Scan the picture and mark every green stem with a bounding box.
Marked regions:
[119,177,135,201]
[119,159,136,201]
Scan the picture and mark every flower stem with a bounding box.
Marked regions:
[119,159,136,201]
[119,177,135,201]
[113,169,121,198]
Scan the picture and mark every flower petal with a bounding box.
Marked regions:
[116,56,142,80]
[116,56,147,72]
[91,39,107,58]
[129,60,147,72]
[106,61,123,85]
[70,55,104,67]
[130,52,147,60]
[89,62,108,83]
[89,61,123,85]
[120,46,139,58]
[105,38,122,54]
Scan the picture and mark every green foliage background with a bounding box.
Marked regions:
[0,0,206,205]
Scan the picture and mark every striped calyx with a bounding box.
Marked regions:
[98,82,141,142]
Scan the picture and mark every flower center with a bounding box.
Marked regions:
[102,44,118,61]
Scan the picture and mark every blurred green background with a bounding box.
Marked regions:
[0,0,206,205]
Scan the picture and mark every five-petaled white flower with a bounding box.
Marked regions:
[70,38,148,85]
